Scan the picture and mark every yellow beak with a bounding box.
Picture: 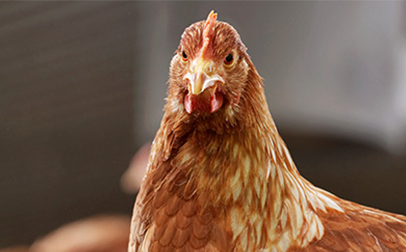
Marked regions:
[184,59,224,95]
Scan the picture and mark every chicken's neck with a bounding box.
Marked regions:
[150,70,342,251]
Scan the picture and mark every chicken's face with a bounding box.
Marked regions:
[169,11,250,119]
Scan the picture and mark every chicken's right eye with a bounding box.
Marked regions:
[182,51,188,61]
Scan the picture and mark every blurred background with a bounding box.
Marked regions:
[1,1,406,249]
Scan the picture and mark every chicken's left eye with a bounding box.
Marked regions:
[224,53,234,65]
[182,51,188,61]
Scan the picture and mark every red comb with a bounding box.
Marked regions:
[203,11,217,39]
[201,11,217,58]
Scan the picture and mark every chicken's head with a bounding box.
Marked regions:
[168,11,252,120]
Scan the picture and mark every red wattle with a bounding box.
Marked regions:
[210,92,223,113]
[184,94,193,114]
[184,90,223,115]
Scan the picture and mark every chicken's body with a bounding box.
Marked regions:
[129,12,406,252]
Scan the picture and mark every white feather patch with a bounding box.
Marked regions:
[230,207,245,240]
[316,192,343,212]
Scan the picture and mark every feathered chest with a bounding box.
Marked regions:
[135,131,272,252]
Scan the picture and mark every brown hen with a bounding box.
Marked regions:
[129,11,406,252]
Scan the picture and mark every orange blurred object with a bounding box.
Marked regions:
[30,215,130,252]
[120,143,151,194]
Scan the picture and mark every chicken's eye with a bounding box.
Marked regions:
[224,53,234,66]
[182,51,188,61]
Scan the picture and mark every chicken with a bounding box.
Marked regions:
[129,11,406,252]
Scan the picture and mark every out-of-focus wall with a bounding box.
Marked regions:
[0,2,137,247]
[136,1,406,152]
